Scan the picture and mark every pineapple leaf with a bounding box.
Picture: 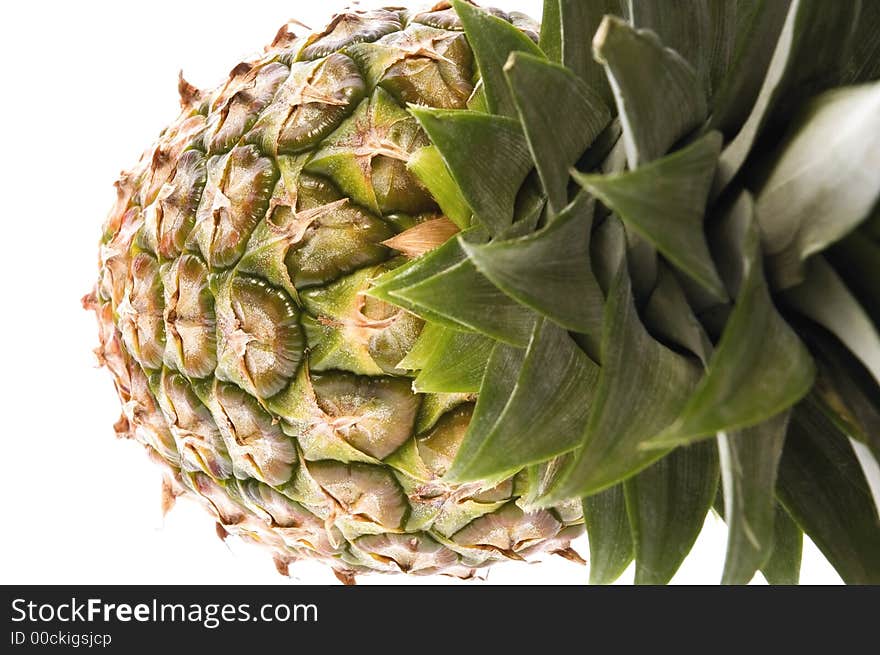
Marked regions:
[622,228,659,304]
[625,441,720,585]
[522,456,572,508]
[396,321,444,371]
[715,0,862,194]
[827,229,880,330]
[707,0,793,136]
[407,146,472,229]
[784,256,880,499]
[753,83,880,289]
[777,395,880,584]
[644,263,713,365]
[849,440,880,523]
[840,0,880,85]
[462,194,604,337]
[540,261,703,502]
[504,52,611,214]
[410,108,533,236]
[784,256,880,387]
[538,0,562,64]
[406,326,492,394]
[583,484,633,585]
[717,411,790,585]
[593,15,708,168]
[788,316,880,510]
[574,131,727,300]
[367,236,474,330]
[590,213,627,294]
[451,0,544,118]
[628,0,737,99]
[761,503,803,585]
[580,118,623,175]
[647,192,815,448]
[445,319,600,483]
[390,257,538,347]
[552,0,627,106]
[715,490,804,585]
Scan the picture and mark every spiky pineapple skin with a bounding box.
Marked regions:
[86,4,582,580]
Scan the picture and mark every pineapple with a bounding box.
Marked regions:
[86,0,880,584]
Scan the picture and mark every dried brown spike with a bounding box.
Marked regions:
[273,554,292,577]
[81,292,98,312]
[161,475,181,516]
[553,547,587,566]
[112,414,131,439]
[177,71,202,108]
[270,24,297,49]
[215,522,230,542]
[229,61,253,79]
[333,569,357,585]
[382,217,460,257]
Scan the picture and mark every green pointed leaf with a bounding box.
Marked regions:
[788,316,880,510]
[805,327,880,453]
[583,484,633,585]
[579,118,623,175]
[708,0,793,136]
[410,108,533,236]
[369,237,467,295]
[785,257,880,386]
[590,214,627,296]
[466,82,489,113]
[463,194,603,337]
[622,226,658,304]
[504,52,610,214]
[777,395,880,584]
[715,0,862,194]
[409,326,492,394]
[644,263,712,365]
[555,0,627,106]
[761,503,803,585]
[446,319,600,483]
[367,237,473,330]
[396,322,443,371]
[629,0,735,98]
[574,131,727,299]
[841,0,880,85]
[522,455,572,508]
[827,229,880,330]
[452,0,543,118]
[764,1,862,120]
[849,439,880,521]
[517,452,571,512]
[391,257,537,347]
[538,0,562,64]
[718,411,790,585]
[753,82,880,289]
[648,192,815,448]
[785,257,880,497]
[507,173,547,237]
[714,487,803,584]
[593,15,708,168]
[625,441,720,585]
[407,146,472,229]
[541,263,703,502]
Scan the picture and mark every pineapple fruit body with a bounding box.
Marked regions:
[87,4,580,580]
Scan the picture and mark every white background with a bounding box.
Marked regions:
[0,0,841,584]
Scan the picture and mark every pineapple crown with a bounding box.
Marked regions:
[372,0,880,584]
